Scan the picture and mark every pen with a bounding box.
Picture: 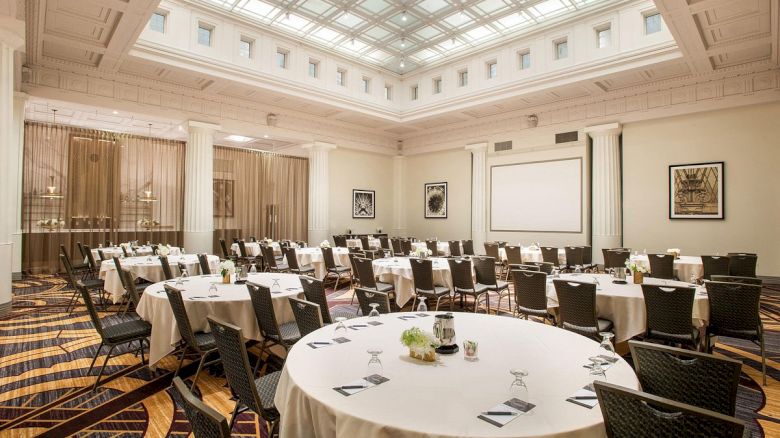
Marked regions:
[340,385,366,390]
[482,411,517,416]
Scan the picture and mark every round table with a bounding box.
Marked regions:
[372,257,454,307]
[275,312,639,438]
[346,238,381,250]
[629,255,703,282]
[498,246,566,265]
[291,247,350,279]
[545,273,709,343]
[231,241,298,257]
[136,272,304,366]
[91,245,182,262]
[99,254,219,303]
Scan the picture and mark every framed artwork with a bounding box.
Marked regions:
[669,162,724,219]
[213,179,234,217]
[352,189,375,219]
[424,182,448,219]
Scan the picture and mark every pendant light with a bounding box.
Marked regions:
[138,123,158,203]
[40,109,63,199]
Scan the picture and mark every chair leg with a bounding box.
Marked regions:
[66,289,79,314]
[93,344,116,391]
[86,342,103,376]
[189,352,208,391]
[760,333,767,386]
[228,401,242,430]
[253,340,269,376]
[172,346,189,381]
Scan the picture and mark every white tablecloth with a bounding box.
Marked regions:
[412,241,456,255]
[345,238,381,250]
[91,245,182,262]
[372,257,457,307]
[630,255,703,281]
[545,273,709,343]
[289,247,350,279]
[275,312,639,438]
[231,241,297,257]
[136,273,303,365]
[99,254,219,303]
[498,246,566,265]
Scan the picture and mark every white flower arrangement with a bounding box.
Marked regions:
[219,260,235,277]
[265,238,273,244]
[120,242,130,249]
[37,218,65,228]
[415,248,433,258]
[320,240,331,248]
[137,218,160,228]
[157,244,170,256]
[625,260,648,274]
[666,248,681,259]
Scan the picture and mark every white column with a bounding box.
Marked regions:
[302,142,336,246]
[392,155,406,237]
[466,143,488,254]
[10,93,26,280]
[585,123,623,265]
[184,121,220,254]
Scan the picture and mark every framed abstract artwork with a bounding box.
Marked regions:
[669,162,724,219]
[424,182,448,219]
[352,189,375,219]
[213,179,234,217]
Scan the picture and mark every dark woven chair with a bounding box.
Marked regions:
[288,297,324,337]
[196,253,212,275]
[164,285,220,391]
[564,246,584,270]
[237,239,258,269]
[594,381,745,438]
[462,239,475,256]
[640,284,698,349]
[360,236,371,250]
[401,239,413,256]
[512,269,554,324]
[483,242,506,280]
[425,240,439,256]
[321,247,352,291]
[525,261,554,274]
[206,316,281,433]
[603,249,630,271]
[353,257,394,294]
[553,279,613,341]
[727,253,757,277]
[390,238,402,255]
[474,256,511,314]
[82,244,100,274]
[220,239,235,261]
[119,269,144,316]
[580,246,596,271]
[448,258,488,313]
[705,280,766,385]
[113,257,153,292]
[409,258,452,311]
[379,236,391,251]
[701,255,730,281]
[448,240,462,257]
[299,276,354,324]
[541,247,561,267]
[61,253,105,313]
[333,235,348,247]
[504,245,523,266]
[246,282,300,374]
[159,255,175,280]
[648,254,675,279]
[629,340,741,416]
[121,245,131,258]
[170,376,231,438]
[282,247,314,276]
[77,281,150,391]
[709,275,762,286]
[262,245,289,273]
[355,288,392,315]
[97,248,108,261]
[61,244,89,276]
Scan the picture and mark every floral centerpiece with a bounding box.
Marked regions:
[320,240,331,248]
[666,248,681,260]
[415,248,433,259]
[137,218,159,229]
[265,238,273,245]
[38,217,65,230]
[625,260,648,284]
[219,260,235,284]
[157,244,170,257]
[400,327,440,362]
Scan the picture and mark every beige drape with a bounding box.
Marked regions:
[213,146,308,247]
[22,122,185,274]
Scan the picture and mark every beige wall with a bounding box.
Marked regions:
[328,148,394,238]
[623,102,780,276]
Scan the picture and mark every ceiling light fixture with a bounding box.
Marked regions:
[263,134,269,139]
[401,37,406,48]
[285,10,290,20]
[343,8,351,20]
[459,8,465,21]
[400,58,405,68]
[401,10,407,22]
[351,35,355,45]
[225,134,254,143]
[112,110,119,115]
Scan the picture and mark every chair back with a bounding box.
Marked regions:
[197,253,212,275]
[121,269,142,307]
[97,249,107,261]
[75,281,104,337]
[346,253,360,284]
[641,284,695,339]
[59,244,74,269]
[121,245,130,257]
[512,270,548,314]
[504,246,523,265]
[705,281,762,335]
[709,275,762,286]
[283,247,300,269]
[379,236,390,250]
[448,258,475,292]
[594,381,745,438]
[629,341,741,416]
[164,285,203,352]
[701,256,730,281]
[401,239,413,256]
[461,240,475,256]
[727,253,757,277]
[553,279,599,339]
[83,245,99,270]
[170,377,231,438]
[219,239,231,259]
[76,241,87,259]
[333,235,348,247]
[509,264,540,272]
[112,257,129,291]
[321,246,338,270]
[299,276,332,324]
[360,237,370,250]
[648,254,675,279]
[390,238,402,254]
[564,246,584,267]
[473,256,498,286]
[410,258,435,292]
[289,297,323,337]
[581,246,593,266]
[249,236,257,243]
[353,258,378,289]
[425,240,438,255]
[262,245,278,269]
[603,249,630,270]
[484,242,500,260]
[151,244,159,255]
[158,255,174,280]
[355,288,391,315]
[237,240,250,258]
[246,282,282,340]
[540,247,559,265]
[448,240,462,256]
[525,261,554,274]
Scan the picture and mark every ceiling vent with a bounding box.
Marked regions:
[494,141,512,152]
[555,131,579,144]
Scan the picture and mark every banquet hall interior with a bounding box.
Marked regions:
[0,0,779,436]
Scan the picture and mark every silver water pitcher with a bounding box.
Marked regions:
[612,267,627,281]
[433,313,458,354]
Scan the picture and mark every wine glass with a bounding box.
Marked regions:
[509,368,529,400]
[209,283,218,294]
[368,303,380,318]
[366,348,383,377]
[598,332,616,359]
[334,317,347,336]
[271,278,281,293]
[417,296,428,312]
[588,356,607,377]
[574,265,582,273]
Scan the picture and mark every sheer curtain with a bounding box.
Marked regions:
[213,146,308,247]
[22,122,185,274]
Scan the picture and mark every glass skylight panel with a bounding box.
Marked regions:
[335,13,364,28]
[336,39,370,54]
[241,0,279,20]
[435,38,464,52]
[443,11,469,27]
[476,0,508,14]
[364,26,390,40]
[464,26,493,41]
[278,14,313,32]
[311,27,341,43]
[496,13,529,30]
[411,49,437,62]
[532,0,567,16]
[359,0,391,14]
[418,0,448,14]
[413,26,440,41]
[299,0,332,15]
[367,49,391,61]
[389,11,417,27]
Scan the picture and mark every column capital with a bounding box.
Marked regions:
[465,142,488,152]
[393,154,406,161]
[187,120,221,134]
[0,16,25,50]
[584,123,622,138]
[302,141,336,152]
[13,91,28,102]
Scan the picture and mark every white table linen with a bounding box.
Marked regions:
[498,246,566,265]
[412,241,457,256]
[346,238,381,249]
[91,245,182,262]
[231,241,298,257]
[372,257,455,307]
[545,273,709,343]
[136,273,303,365]
[288,247,350,279]
[275,312,639,438]
[629,255,703,281]
[99,254,219,303]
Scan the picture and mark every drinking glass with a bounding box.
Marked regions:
[642,248,647,255]
[598,332,616,359]
[209,283,218,294]
[509,368,529,400]
[574,265,582,273]
[588,356,607,377]
[368,303,380,318]
[366,348,383,377]
[271,278,281,293]
[416,296,428,312]
[334,317,347,336]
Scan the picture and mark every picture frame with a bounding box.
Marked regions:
[424,182,448,219]
[352,189,375,219]
[669,161,724,219]
[213,179,234,217]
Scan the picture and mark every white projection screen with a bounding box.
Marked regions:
[490,158,582,232]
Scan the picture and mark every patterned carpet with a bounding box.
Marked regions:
[0,274,778,437]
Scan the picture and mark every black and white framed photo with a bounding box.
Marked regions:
[352,189,375,219]
[669,161,724,219]
[424,182,448,219]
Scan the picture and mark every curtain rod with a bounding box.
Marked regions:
[214,143,307,161]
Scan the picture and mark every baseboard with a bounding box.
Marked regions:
[12,272,22,281]
[0,301,11,317]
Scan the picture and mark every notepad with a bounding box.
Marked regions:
[477,398,535,427]
[366,321,383,326]
[307,341,334,349]
[398,315,417,320]
[566,384,598,409]
[348,324,369,330]
[333,374,390,396]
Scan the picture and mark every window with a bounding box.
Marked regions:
[432,77,442,94]
[197,23,213,47]
[149,12,166,33]
[519,51,531,70]
[487,61,497,79]
[597,26,611,48]
[410,85,419,101]
[645,12,662,34]
[458,69,468,87]
[362,77,371,93]
[336,68,346,86]
[276,49,288,69]
[308,59,319,78]
[239,38,252,58]
[555,39,568,59]
[384,85,392,100]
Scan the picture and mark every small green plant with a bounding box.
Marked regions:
[400,327,440,349]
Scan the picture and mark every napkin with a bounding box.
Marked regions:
[398,315,417,320]
[333,374,390,396]
[367,321,383,326]
[566,384,598,409]
[477,398,535,427]
[348,324,369,331]
[582,354,619,371]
